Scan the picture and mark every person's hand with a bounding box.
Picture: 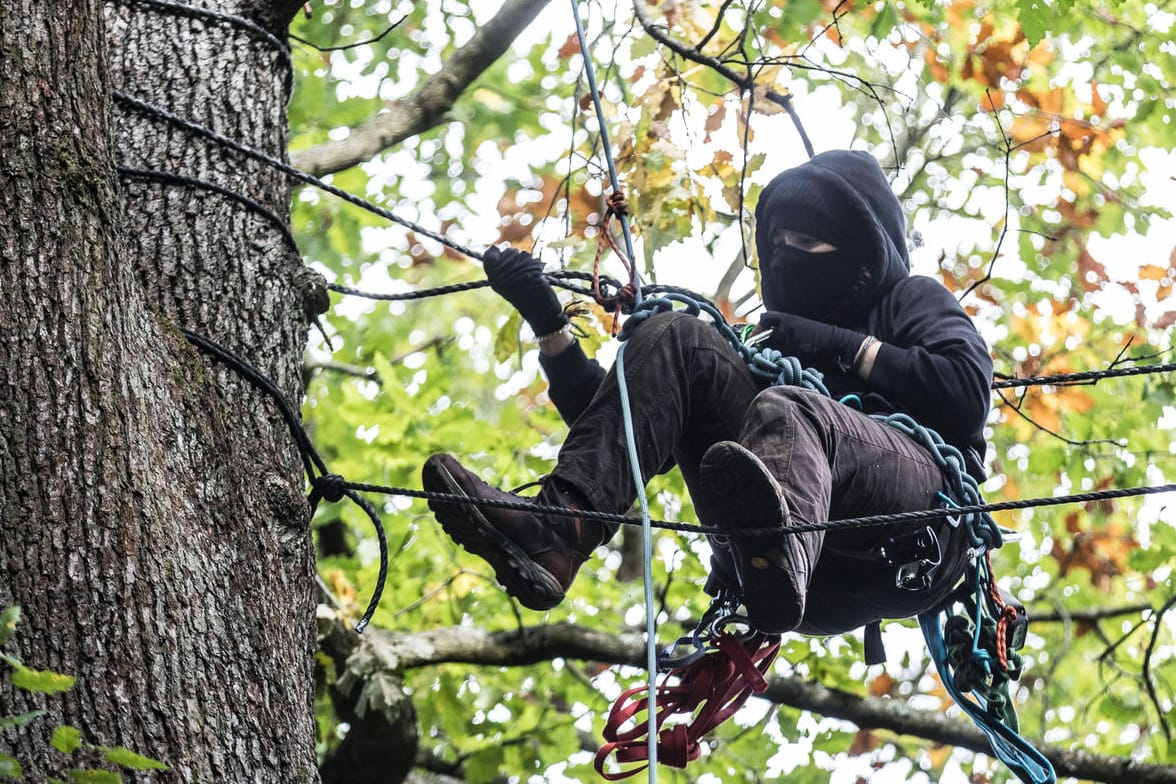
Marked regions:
[483,246,567,335]
[756,311,866,371]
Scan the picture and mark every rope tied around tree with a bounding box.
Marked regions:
[179,328,388,634]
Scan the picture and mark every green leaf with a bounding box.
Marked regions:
[0,606,19,646]
[0,754,21,780]
[51,725,83,754]
[493,310,524,364]
[1016,0,1052,45]
[101,747,168,772]
[12,665,76,695]
[463,743,504,784]
[0,710,46,730]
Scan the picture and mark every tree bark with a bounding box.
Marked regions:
[1,0,321,780]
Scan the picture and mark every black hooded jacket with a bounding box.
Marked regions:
[540,151,993,479]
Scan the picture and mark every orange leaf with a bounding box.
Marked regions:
[1139,264,1168,281]
[980,90,1005,111]
[1057,198,1096,229]
[1155,310,1176,329]
[924,48,949,83]
[1076,244,1108,292]
[557,33,581,59]
[1009,114,1054,151]
[1091,81,1108,117]
[1056,387,1096,414]
[868,673,897,697]
[704,100,727,142]
[848,729,879,757]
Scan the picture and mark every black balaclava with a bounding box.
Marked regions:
[755,150,910,326]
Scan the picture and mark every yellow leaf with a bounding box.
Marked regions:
[1139,264,1168,281]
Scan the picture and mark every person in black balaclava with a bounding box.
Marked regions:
[421,150,993,637]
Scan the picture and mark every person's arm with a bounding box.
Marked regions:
[481,247,606,425]
[861,277,993,442]
[538,339,606,425]
[755,277,992,443]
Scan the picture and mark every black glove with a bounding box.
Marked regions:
[483,246,567,335]
[757,311,867,371]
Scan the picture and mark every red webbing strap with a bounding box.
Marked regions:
[594,632,781,780]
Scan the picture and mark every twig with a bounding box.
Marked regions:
[1141,594,1176,742]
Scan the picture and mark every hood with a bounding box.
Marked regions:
[754,150,910,326]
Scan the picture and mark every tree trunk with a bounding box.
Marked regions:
[0,0,320,780]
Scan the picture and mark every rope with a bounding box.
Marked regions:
[179,329,387,633]
[111,90,486,263]
[325,277,1176,392]
[343,477,1176,538]
[114,0,292,55]
[567,1,656,778]
[117,166,300,253]
[992,362,1176,388]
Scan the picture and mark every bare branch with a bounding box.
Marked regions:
[347,621,1176,784]
[290,0,552,177]
[1030,602,1153,624]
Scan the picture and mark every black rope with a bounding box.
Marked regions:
[112,90,485,263]
[114,0,291,56]
[344,478,1176,539]
[175,330,1176,627]
[993,362,1176,389]
[328,272,714,308]
[179,328,387,633]
[326,274,1176,391]
[118,166,299,253]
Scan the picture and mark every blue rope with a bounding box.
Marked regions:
[570,0,641,306]
[568,1,655,778]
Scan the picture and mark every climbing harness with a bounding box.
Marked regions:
[598,293,1056,784]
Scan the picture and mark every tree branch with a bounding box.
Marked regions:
[1029,602,1153,624]
[290,0,552,177]
[355,621,1176,784]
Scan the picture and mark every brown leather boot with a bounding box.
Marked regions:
[694,441,812,634]
[421,453,609,610]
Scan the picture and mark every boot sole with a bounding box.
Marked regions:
[422,457,565,611]
[697,442,804,634]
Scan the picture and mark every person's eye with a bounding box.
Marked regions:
[777,229,838,253]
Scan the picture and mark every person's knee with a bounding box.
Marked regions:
[751,385,826,417]
[744,386,834,439]
[628,309,719,349]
